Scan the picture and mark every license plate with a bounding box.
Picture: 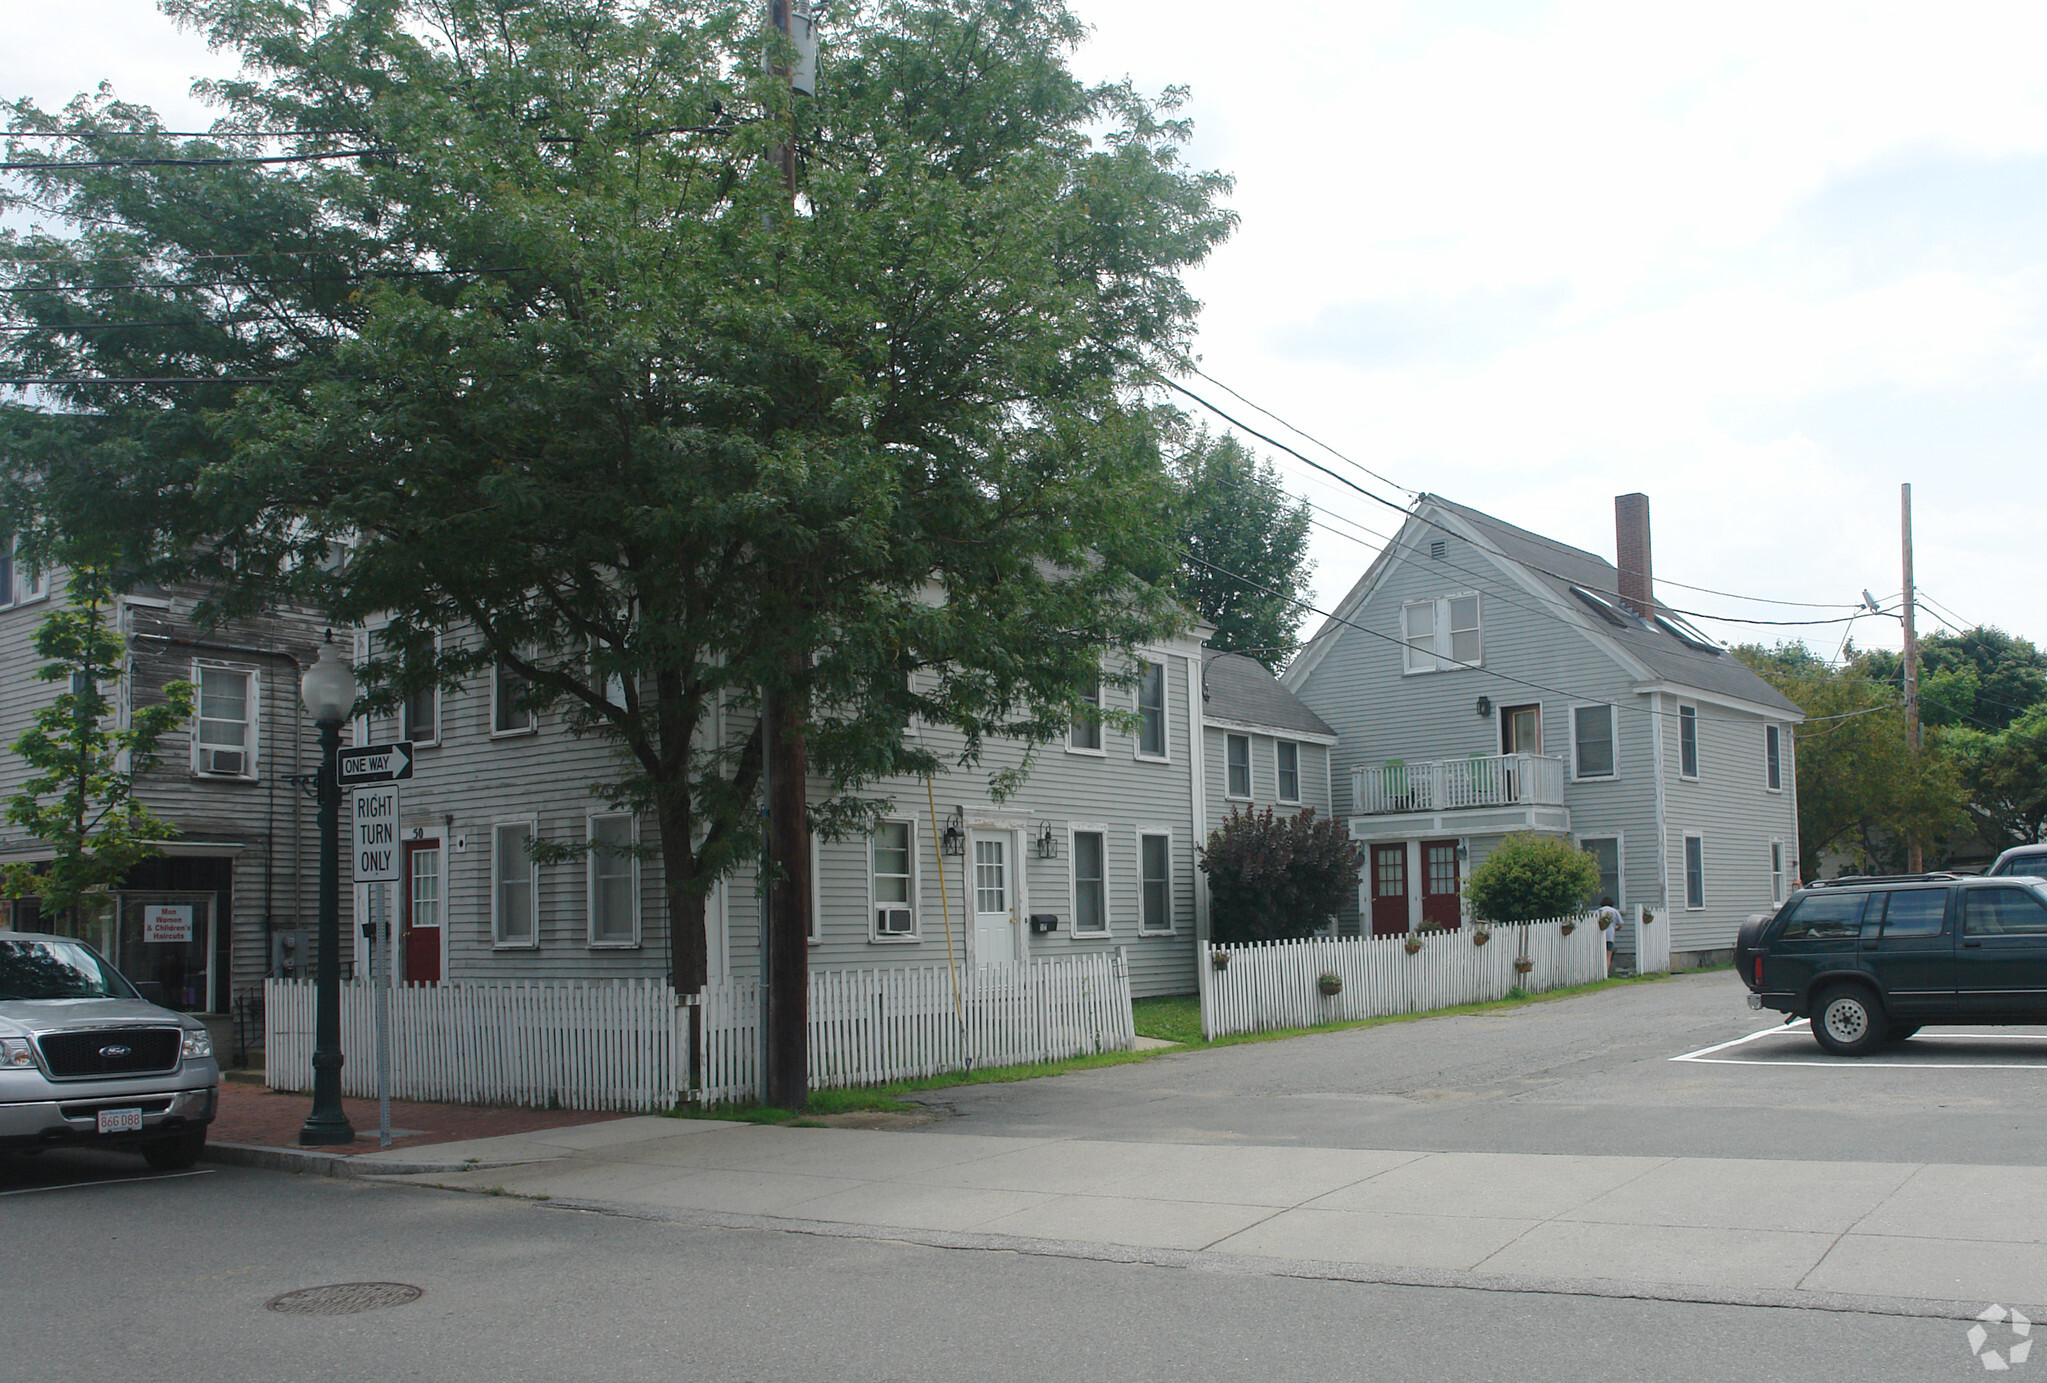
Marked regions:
[1747,993,1763,1010]
[97,1108,144,1134]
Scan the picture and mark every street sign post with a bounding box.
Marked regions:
[336,740,414,788]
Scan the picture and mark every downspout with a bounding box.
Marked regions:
[1188,652,1208,946]
[1649,690,1670,914]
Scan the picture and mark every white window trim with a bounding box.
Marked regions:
[0,537,50,609]
[1135,826,1176,935]
[1224,732,1253,801]
[1569,702,1620,782]
[1764,723,1784,793]
[1068,822,1111,938]
[867,816,921,944]
[1683,831,1706,912]
[1400,592,1483,675]
[1677,704,1700,781]
[1576,831,1625,912]
[1769,837,1787,905]
[490,653,538,739]
[1066,676,1106,757]
[403,630,444,749]
[190,659,261,782]
[809,834,823,944]
[586,812,641,949]
[492,816,542,949]
[1133,657,1171,762]
[1276,739,1302,805]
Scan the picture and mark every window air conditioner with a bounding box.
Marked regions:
[199,747,246,777]
[876,906,913,937]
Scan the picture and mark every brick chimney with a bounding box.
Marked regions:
[1614,492,1654,621]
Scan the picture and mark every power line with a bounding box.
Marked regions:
[0,265,531,294]
[0,376,278,385]
[1,149,382,171]
[1186,364,1417,498]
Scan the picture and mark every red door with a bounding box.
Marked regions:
[1421,839,1462,928]
[401,840,442,984]
[1370,844,1409,937]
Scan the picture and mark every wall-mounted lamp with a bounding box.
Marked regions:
[1457,840,1469,862]
[941,806,966,857]
[1035,822,1059,859]
[1476,696,1492,719]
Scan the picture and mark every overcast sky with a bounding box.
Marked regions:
[5,1,2042,657]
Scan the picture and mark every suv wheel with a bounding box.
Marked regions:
[1811,986,1888,1057]
[141,1128,207,1171]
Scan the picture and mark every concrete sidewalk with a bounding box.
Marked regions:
[359,1116,2046,1313]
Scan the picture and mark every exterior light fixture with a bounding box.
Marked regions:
[940,807,966,857]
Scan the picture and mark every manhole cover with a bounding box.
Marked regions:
[265,1282,423,1315]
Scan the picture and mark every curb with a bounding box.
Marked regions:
[203,1141,550,1178]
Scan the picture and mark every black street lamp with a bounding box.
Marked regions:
[297,637,357,1147]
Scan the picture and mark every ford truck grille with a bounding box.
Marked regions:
[36,1027,182,1078]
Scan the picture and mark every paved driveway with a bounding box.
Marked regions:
[905,972,2047,1166]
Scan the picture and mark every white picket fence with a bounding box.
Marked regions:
[693,949,1136,1105]
[1631,903,1671,975]
[265,976,690,1111]
[1198,917,1606,1040]
[266,948,1135,1112]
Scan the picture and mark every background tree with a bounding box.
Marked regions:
[1198,806,1360,944]
[1173,428,1313,670]
[1462,832,1601,924]
[1943,706,2047,851]
[1864,627,2047,733]
[1,561,192,936]
[0,0,1235,1030]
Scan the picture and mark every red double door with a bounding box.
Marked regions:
[1370,840,1463,936]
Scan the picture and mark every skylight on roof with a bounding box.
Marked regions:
[1569,586,1628,627]
[1655,613,1724,654]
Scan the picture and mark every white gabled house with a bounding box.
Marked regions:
[1283,493,1804,969]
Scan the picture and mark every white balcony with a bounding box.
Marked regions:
[1352,752,1567,816]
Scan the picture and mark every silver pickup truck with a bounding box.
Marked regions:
[0,929,219,1169]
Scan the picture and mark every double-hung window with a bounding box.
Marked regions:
[193,663,258,779]
[587,814,637,946]
[1136,660,1167,759]
[494,821,538,946]
[1225,734,1252,798]
[1072,831,1107,934]
[1401,594,1482,673]
[871,820,915,939]
[1277,741,1301,803]
[1765,724,1783,791]
[1138,832,1172,933]
[493,653,536,735]
[0,536,48,608]
[1678,705,1699,778]
[1572,704,1615,779]
[1770,841,1786,904]
[1069,677,1103,753]
[1684,834,1706,910]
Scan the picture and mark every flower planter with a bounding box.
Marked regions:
[1560,920,1577,936]
[1210,949,1231,972]
[1403,936,1424,955]
[1513,957,1534,975]
[1317,972,1343,997]
[1472,928,1492,947]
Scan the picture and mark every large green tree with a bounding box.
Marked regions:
[2,561,192,935]
[1864,627,2047,733]
[0,0,1235,1025]
[1173,428,1312,670]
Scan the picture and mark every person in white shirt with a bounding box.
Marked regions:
[1593,896,1624,977]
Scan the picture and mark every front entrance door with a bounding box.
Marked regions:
[1421,839,1462,928]
[401,840,442,984]
[1370,844,1409,937]
[971,834,1016,967]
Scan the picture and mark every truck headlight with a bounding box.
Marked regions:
[0,1037,33,1068]
[181,1029,213,1060]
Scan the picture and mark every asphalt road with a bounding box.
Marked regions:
[907,972,2047,1165]
[0,1152,1996,1383]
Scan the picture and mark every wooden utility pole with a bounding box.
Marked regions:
[1901,482,1923,873]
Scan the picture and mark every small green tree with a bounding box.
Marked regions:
[1174,429,1314,671]
[1199,806,1361,944]
[1464,833,1601,923]
[1,563,192,935]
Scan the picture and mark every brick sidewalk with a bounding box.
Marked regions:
[212,1079,625,1154]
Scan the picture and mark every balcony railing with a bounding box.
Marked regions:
[1352,752,1566,815]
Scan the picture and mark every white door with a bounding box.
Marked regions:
[971,834,1016,967]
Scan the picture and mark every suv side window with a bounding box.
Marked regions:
[1774,893,1868,940]
[1991,852,2047,878]
[1963,887,2047,936]
[1876,889,1948,938]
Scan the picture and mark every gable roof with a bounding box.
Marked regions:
[1203,651,1338,739]
[1422,496,1803,717]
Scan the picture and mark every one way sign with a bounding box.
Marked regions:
[336,740,414,787]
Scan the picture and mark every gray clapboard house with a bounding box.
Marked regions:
[1201,651,1338,838]
[0,561,332,1016]
[343,623,1326,1000]
[1283,493,1804,969]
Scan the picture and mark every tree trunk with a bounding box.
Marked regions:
[763,676,810,1111]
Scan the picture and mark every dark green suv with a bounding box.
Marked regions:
[1734,872,2047,1056]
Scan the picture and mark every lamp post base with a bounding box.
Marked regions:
[298,1114,356,1147]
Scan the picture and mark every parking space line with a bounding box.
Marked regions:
[0,1169,215,1197]
[1673,1023,2047,1068]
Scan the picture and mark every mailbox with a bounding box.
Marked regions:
[1028,913,1059,935]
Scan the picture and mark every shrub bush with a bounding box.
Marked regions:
[1464,832,1602,923]
[1199,806,1363,944]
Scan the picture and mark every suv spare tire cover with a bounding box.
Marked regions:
[1734,915,1766,979]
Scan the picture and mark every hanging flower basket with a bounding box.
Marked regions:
[1210,948,1231,972]
[1561,920,1577,936]
[1472,927,1492,947]
[1404,936,1424,955]
[1599,913,1614,931]
[1317,972,1343,996]
[1513,956,1535,975]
